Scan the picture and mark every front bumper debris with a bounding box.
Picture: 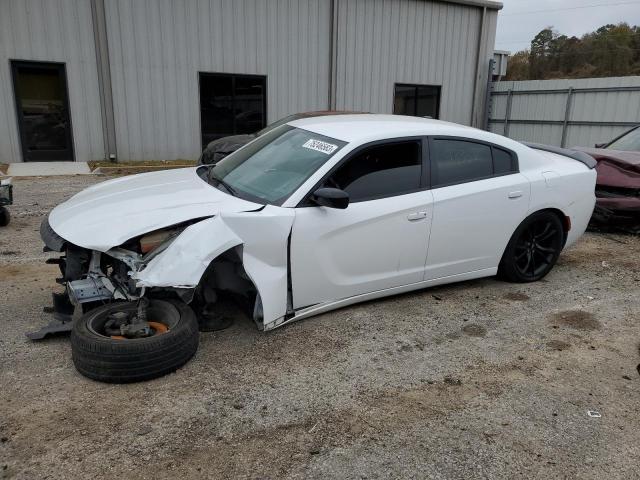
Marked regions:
[26,292,74,340]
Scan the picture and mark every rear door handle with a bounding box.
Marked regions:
[508,191,523,199]
[407,211,428,221]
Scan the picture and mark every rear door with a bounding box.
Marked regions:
[424,137,530,280]
[291,139,433,308]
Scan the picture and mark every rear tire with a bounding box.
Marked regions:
[71,299,199,383]
[498,211,564,283]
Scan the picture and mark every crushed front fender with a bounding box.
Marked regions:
[133,206,295,327]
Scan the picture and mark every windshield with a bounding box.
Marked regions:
[607,127,640,152]
[207,126,347,205]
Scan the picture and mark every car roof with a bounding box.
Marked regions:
[288,114,481,143]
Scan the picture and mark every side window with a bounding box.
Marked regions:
[324,141,422,202]
[492,147,517,175]
[430,139,518,187]
[431,140,492,187]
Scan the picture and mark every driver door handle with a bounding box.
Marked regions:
[407,211,428,221]
[508,191,523,199]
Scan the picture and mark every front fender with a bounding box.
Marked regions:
[133,206,295,326]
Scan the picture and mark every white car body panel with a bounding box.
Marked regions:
[44,115,597,331]
[291,190,434,308]
[425,173,531,279]
[48,167,260,251]
[134,206,294,327]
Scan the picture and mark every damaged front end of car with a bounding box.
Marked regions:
[30,217,199,339]
[32,203,294,340]
[592,185,640,234]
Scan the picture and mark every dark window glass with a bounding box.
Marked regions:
[394,84,440,119]
[199,73,266,147]
[325,141,422,202]
[493,147,515,175]
[431,140,493,186]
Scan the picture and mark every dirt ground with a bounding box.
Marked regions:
[1,175,639,480]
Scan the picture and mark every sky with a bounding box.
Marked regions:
[495,0,640,52]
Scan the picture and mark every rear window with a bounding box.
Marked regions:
[431,139,517,187]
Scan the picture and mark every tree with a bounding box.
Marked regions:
[504,23,640,80]
[504,51,530,80]
[528,28,555,79]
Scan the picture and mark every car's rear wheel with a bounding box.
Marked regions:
[499,211,564,283]
[71,299,199,383]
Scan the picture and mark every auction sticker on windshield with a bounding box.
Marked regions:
[302,139,338,155]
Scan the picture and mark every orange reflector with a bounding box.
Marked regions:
[148,321,169,334]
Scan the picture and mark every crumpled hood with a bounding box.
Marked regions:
[573,147,640,189]
[48,167,262,251]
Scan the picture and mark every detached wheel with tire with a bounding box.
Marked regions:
[499,211,565,283]
[71,299,199,383]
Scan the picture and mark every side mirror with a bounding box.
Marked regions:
[311,187,349,209]
[594,143,606,148]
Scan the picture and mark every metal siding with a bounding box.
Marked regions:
[334,0,485,125]
[0,0,104,163]
[490,76,640,147]
[104,0,331,161]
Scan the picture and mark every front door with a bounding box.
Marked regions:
[11,61,74,162]
[291,139,433,308]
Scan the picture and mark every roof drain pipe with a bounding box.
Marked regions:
[471,6,487,128]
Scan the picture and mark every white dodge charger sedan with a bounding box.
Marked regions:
[38,114,597,382]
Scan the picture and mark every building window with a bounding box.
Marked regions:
[393,84,441,119]
[199,72,267,148]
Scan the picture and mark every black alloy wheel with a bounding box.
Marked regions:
[499,211,564,283]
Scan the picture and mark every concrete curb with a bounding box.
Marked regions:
[93,165,193,175]
[7,162,92,177]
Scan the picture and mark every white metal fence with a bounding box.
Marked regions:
[487,76,640,148]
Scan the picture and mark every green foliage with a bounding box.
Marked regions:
[505,23,640,80]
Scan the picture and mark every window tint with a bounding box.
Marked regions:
[493,147,515,175]
[325,141,422,202]
[431,140,493,186]
[430,140,517,187]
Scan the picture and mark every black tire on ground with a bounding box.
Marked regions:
[498,211,564,283]
[0,207,10,227]
[71,299,199,383]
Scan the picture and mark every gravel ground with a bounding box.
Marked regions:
[1,175,639,479]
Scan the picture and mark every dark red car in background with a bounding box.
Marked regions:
[574,125,640,232]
